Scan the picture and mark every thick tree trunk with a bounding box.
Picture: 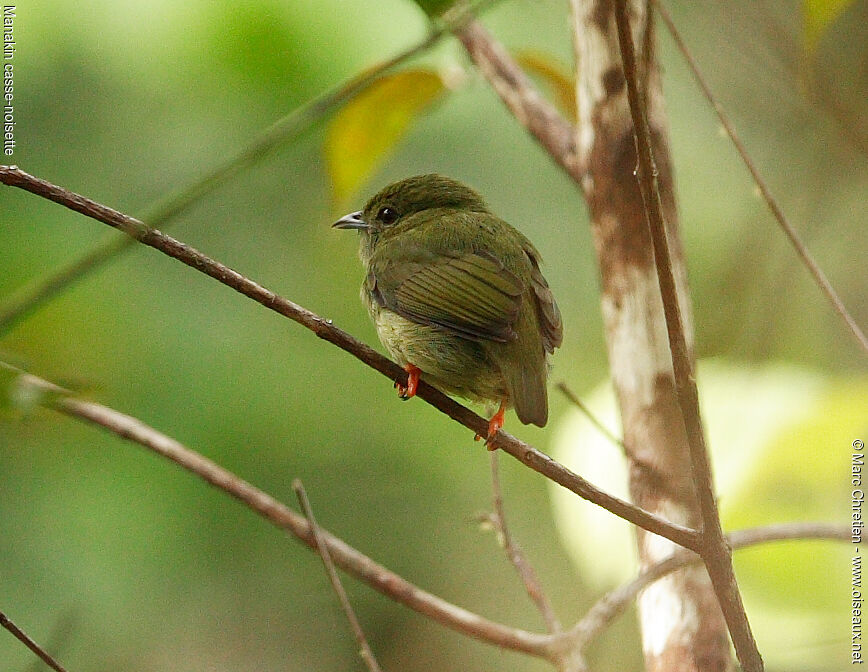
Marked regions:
[570,2,733,670]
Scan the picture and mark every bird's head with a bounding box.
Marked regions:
[333,174,488,259]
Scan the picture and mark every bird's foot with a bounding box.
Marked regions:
[395,364,421,400]
[474,402,506,450]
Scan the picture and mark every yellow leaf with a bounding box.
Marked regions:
[515,51,576,122]
[803,0,856,57]
[325,70,445,206]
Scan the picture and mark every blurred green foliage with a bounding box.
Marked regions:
[551,362,867,670]
[0,1,865,671]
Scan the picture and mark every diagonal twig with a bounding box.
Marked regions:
[2,360,554,658]
[294,480,384,672]
[3,362,850,662]
[454,20,582,182]
[565,521,848,651]
[488,452,561,633]
[0,610,70,672]
[554,381,624,450]
[0,165,702,554]
[0,30,445,338]
[612,3,763,670]
[654,0,868,356]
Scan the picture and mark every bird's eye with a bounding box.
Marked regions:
[377,206,399,225]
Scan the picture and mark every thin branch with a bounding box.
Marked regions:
[554,381,624,450]
[454,20,583,183]
[612,3,763,671]
[0,165,702,554]
[639,0,654,106]
[566,522,848,650]
[3,362,849,662]
[23,611,76,672]
[294,480,384,672]
[488,452,561,633]
[0,31,445,338]
[653,0,868,356]
[1,361,554,658]
[0,610,70,672]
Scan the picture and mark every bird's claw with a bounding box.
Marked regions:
[395,364,421,400]
[475,403,506,450]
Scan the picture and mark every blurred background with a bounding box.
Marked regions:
[0,0,865,670]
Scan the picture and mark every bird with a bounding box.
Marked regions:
[333,174,562,445]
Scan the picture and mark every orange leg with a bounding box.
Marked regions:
[395,364,421,399]
[474,401,506,448]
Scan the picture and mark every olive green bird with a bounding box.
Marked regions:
[333,174,562,443]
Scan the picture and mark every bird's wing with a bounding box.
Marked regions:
[523,243,563,354]
[368,250,523,342]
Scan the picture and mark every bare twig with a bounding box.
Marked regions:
[612,3,763,670]
[294,480,384,672]
[554,381,624,450]
[639,0,654,105]
[654,0,868,356]
[566,522,848,650]
[3,362,849,664]
[1,361,553,657]
[0,165,702,554]
[454,20,582,182]
[0,31,445,337]
[0,610,70,672]
[488,453,561,633]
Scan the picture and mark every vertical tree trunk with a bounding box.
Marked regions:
[570,2,733,670]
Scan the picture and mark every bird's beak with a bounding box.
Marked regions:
[332,211,370,231]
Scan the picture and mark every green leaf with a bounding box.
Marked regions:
[803,0,856,57]
[325,69,445,206]
[410,0,458,18]
[515,51,576,122]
